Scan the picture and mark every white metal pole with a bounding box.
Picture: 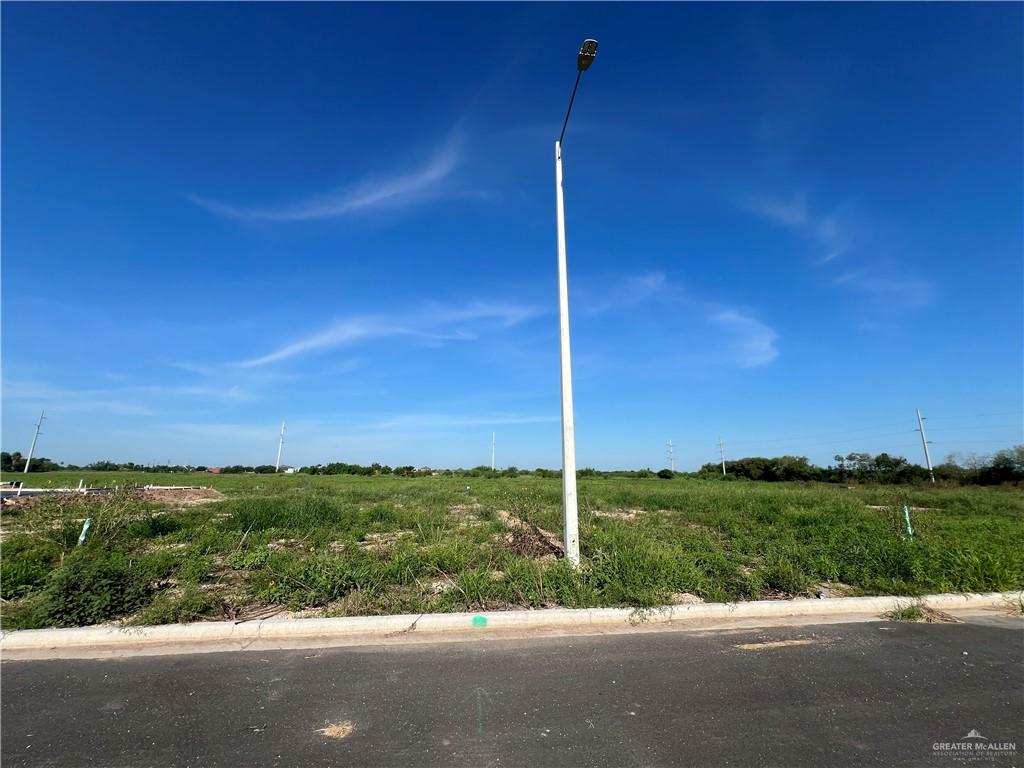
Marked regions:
[24,410,45,473]
[276,421,286,472]
[555,139,580,567]
[719,437,726,476]
[667,440,675,472]
[491,431,496,471]
[915,408,935,483]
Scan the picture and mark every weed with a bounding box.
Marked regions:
[885,601,925,621]
[33,548,152,628]
[128,585,217,626]
[0,535,61,599]
[226,548,270,570]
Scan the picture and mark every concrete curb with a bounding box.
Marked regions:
[2,591,1018,654]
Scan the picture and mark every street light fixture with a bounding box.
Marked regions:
[554,38,598,567]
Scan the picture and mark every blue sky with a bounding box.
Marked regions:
[2,3,1021,470]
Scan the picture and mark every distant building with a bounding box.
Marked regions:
[283,466,301,474]
[207,467,222,474]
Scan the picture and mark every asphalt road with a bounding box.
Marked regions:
[3,616,1021,767]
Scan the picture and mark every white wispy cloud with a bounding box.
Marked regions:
[742,192,934,314]
[573,271,780,370]
[238,300,540,368]
[834,271,935,307]
[189,137,459,221]
[745,193,810,229]
[1,379,254,417]
[743,193,851,261]
[710,309,780,368]
[581,271,672,315]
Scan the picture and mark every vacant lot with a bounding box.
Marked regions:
[1,472,1021,629]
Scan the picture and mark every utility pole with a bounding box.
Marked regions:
[915,408,935,483]
[666,439,675,472]
[24,410,45,473]
[275,421,286,472]
[491,432,496,471]
[718,437,726,476]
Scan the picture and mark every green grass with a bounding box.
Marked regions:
[2,472,1021,629]
[885,601,926,621]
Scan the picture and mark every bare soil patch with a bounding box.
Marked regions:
[358,530,413,552]
[140,487,225,505]
[669,592,704,605]
[449,503,484,527]
[815,581,854,598]
[1,491,116,511]
[734,639,819,651]
[593,509,644,521]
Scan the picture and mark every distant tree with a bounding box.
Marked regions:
[766,456,816,482]
[980,445,1024,484]
[831,454,848,482]
[322,462,373,476]
[934,461,967,483]
[945,451,991,471]
[657,469,674,479]
[2,451,61,472]
[86,460,120,472]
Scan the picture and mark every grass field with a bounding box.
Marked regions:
[1,471,1022,630]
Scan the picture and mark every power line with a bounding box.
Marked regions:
[714,411,1020,450]
[925,411,1022,422]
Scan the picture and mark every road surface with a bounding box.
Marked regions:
[3,615,1021,767]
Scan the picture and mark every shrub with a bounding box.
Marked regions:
[0,535,60,599]
[35,549,152,627]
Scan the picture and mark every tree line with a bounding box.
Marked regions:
[696,447,1024,485]
[4,446,1021,485]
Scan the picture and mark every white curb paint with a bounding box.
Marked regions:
[2,592,1018,656]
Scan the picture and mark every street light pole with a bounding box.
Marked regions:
[554,39,597,567]
[554,137,579,565]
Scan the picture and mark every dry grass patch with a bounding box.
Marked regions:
[357,530,413,551]
[318,721,354,739]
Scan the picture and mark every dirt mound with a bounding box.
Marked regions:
[496,510,563,560]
